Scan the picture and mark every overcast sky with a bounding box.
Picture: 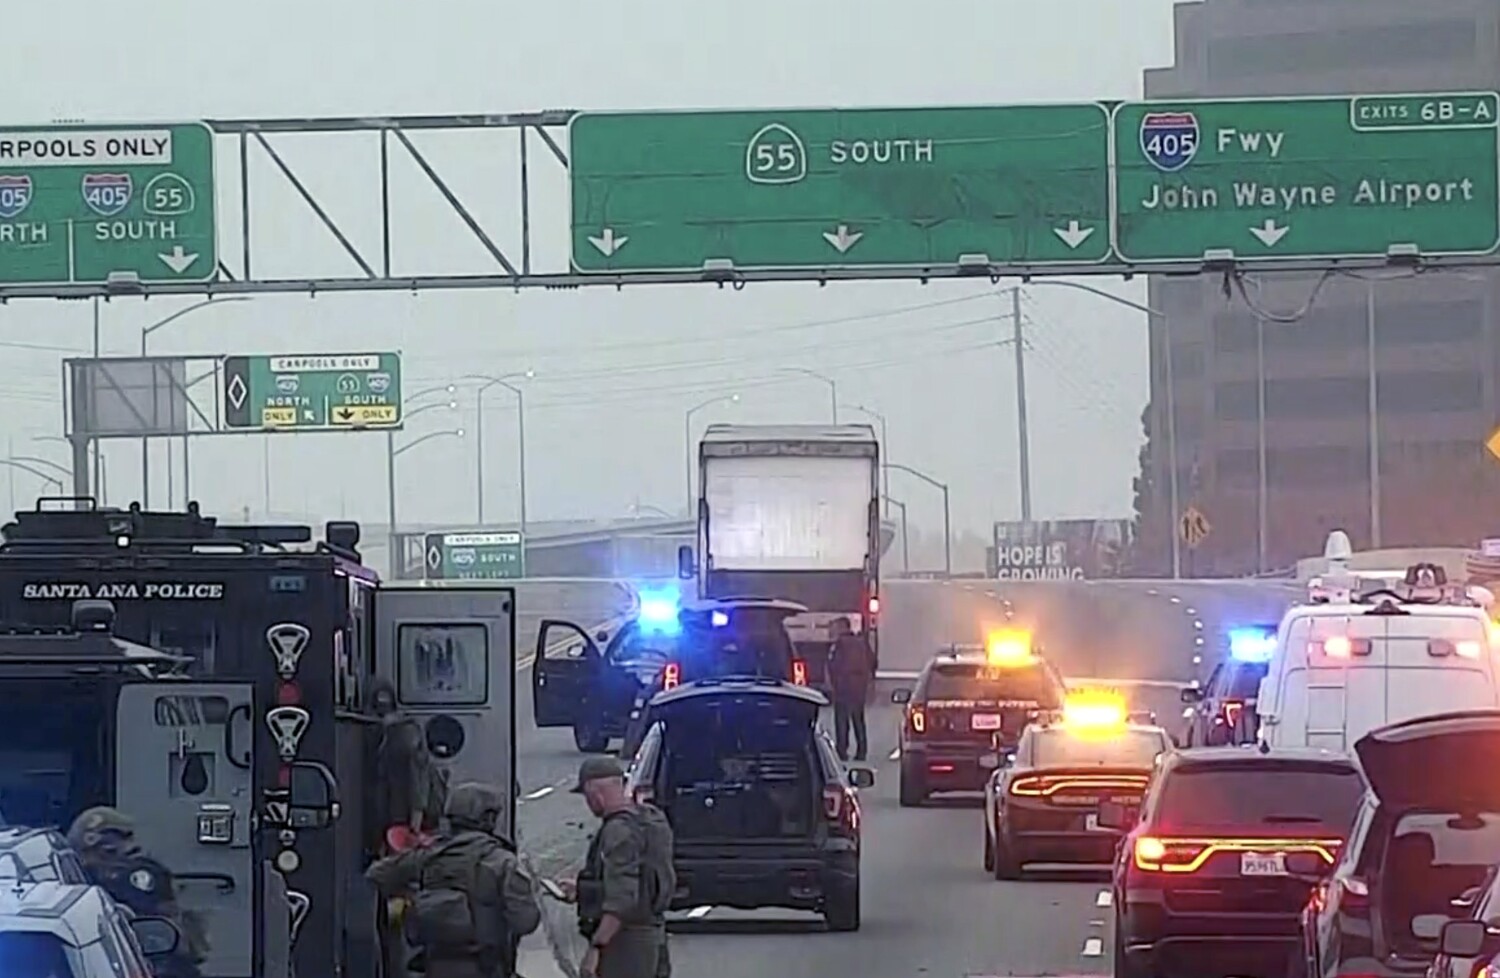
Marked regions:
[0,0,1183,536]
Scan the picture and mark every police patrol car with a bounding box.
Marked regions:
[0,875,183,978]
[1255,533,1500,750]
[983,691,1168,878]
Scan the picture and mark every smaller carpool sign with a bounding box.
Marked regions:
[1139,111,1200,173]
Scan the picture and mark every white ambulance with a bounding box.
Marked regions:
[1255,535,1499,751]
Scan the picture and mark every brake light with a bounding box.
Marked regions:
[1131,837,1341,873]
[792,659,808,685]
[1222,700,1243,726]
[1338,876,1370,910]
[908,706,926,735]
[1314,636,1372,658]
[867,595,880,616]
[823,785,858,832]
[1011,773,1149,796]
[1430,638,1483,659]
[663,662,681,690]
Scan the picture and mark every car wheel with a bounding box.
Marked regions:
[573,722,609,753]
[1113,921,1148,978]
[991,829,1022,880]
[898,766,926,808]
[823,877,860,932]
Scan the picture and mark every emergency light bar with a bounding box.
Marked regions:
[637,586,682,636]
[986,628,1033,665]
[1228,627,1277,663]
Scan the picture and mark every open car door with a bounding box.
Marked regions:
[374,584,516,836]
[115,682,257,978]
[533,620,604,728]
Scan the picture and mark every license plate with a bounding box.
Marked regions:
[971,713,1002,731]
[1240,852,1287,876]
[978,752,1000,769]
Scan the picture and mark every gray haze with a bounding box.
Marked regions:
[0,0,1181,537]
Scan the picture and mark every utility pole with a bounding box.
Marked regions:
[1010,288,1033,522]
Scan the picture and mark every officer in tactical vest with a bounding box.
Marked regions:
[366,782,540,978]
[372,676,448,837]
[68,807,210,978]
[560,757,676,978]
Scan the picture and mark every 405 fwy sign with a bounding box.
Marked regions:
[569,93,1499,273]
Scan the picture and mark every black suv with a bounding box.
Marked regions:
[893,648,1066,806]
[1181,656,1268,747]
[624,677,874,931]
[1294,711,1500,978]
[1105,746,1363,978]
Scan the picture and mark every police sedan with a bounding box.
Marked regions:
[983,691,1170,879]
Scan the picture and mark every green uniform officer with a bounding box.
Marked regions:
[561,757,675,978]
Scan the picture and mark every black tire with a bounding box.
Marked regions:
[992,829,1022,880]
[898,767,926,808]
[573,722,609,753]
[1113,921,1148,978]
[824,877,860,932]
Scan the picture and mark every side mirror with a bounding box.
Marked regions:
[288,760,340,830]
[1283,851,1331,878]
[1180,686,1203,704]
[677,545,695,581]
[847,767,876,789]
[1441,919,1489,958]
[1096,801,1134,830]
[130,916,182,957]
[891,688,912,704]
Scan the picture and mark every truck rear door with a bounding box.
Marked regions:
[373,585,517,836]
[115,681,257,978]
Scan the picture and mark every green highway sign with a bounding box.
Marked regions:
[1113,93,1500,263]
[222,353,404,430]
[0,123,216,286]
[570,105,1112,272]
[424,532,525,580]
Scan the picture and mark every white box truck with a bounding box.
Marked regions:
[679,423,881,687]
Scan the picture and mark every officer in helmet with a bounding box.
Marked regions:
[68,806,209,978]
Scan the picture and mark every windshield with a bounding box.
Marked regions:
[0,932,77,978]
[0,686,111,830]
[1155,763,1364,832]
[1032,729,1167,767]
[920,663,1063,706]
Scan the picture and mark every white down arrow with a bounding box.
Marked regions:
[158,246,199,274]
[1249,220,1290,248]
[589,228,629,256]
[822,225,863,254]
[1053,220,1095,250]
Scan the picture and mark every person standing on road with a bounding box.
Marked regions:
[828,616,877,761]
[558,757,675,978]
[366,782,540,978]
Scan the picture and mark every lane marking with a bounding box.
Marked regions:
[1096,890,1112,907]
[523,786,555,801]
[686,905,712,919]
[887,747,901,761]
[1082,937,1103,956]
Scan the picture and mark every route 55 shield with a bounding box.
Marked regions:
[0,175,32,219]
[1139,112,1200,173]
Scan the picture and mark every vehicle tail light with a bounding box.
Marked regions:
[823,785,858,832]
[1338,875,1370,910]
[792,659,808,685]
[1131,837,1340,874]
[1222,700,1243,727]
[1010,773,1150,797]
[633,786,655,805]
[1430,639,1483,659]
[867,595,880,616]
[663,662,681,690]
[1472,964,1492,978]
[277,681,302,705]
[908,706,926,735]
[1313,636,1372,658]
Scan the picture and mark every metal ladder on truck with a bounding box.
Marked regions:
[1302,665,1352,751]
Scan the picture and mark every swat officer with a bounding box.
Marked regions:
[366,782,540,978]
[68,807,209,978]
[371,676,447,839]
[828,616,876,761]
[561,757,675,978]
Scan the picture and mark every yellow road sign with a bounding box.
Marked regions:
[1180,506,1211,549]
[261,407,297,427]
[1485,426,1500,462]
[331,404,398,426]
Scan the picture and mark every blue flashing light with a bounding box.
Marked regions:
[637,587,682,635]
[710,610,730,628]
[1229,626,1277,663]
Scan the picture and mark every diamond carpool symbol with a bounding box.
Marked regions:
[426,545,442,569]
[227,373,248,410]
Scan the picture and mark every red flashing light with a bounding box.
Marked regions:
[792,659,808,685]
[663,662,681,690]
[277,682,302,706]
[867,596,880,616]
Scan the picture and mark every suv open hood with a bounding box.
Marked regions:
[1355,710,1500,811]
[652,677,826,726]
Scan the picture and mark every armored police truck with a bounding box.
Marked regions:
[0,501,517,978]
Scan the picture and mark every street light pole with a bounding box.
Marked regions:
[883,462,951,576]
[135,297,252,509]
[684,394,739,513]
[780,368,837,423]
[886,497,910,574]
[1366,279,1382,549]
[1019,281,1177,577]
[387,427,465,530]
[1007,288,1033,522]
[841,403,889,514]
